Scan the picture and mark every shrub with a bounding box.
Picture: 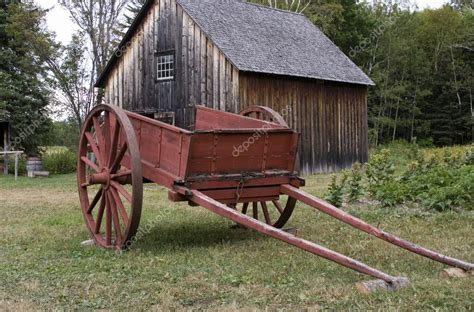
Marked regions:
[372,180,408,208]
[365,149,395,196]
[324,173,347,208]
[43,150,77,174]
[7,156,27,175]
[409,165,473,211]
[355,145,472,211]
[347,162,363,203]
[463,145,474,165]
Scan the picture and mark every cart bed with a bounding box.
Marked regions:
[125,106,299,197]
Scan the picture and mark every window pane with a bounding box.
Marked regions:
[156,52,175,80]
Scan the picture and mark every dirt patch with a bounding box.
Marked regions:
[0,300,37,312]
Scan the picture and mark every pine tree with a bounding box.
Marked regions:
[120,0,146,32]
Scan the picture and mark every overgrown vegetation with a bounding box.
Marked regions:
[42,149,76,174]
[325,142,474,211]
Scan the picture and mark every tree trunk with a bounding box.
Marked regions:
[392,99,400,141]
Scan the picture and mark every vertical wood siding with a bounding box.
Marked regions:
[239,73,369,174]
[103,0,239,129]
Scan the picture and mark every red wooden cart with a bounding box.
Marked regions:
[77,104,473,289]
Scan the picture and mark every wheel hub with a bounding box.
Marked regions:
[89,168,111,189]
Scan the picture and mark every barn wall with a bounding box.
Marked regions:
[239,72,369,174]
[103,0,239,129]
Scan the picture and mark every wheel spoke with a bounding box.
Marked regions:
[94,194,106,234]
[261,201,271,224]
[103,112,112,165]
[87,187,103,214]
[272,200,284,214]
[81,156,100,173]
[92,116,106,165]
[111,181,132,203]
[106,193,112,246]
[110,142,128,173]
[108,115,120,167]
[110,187,129,225]
[241,202,249,215]
[107,192,123,246]
[111,169,131,179]
[85,132,103,167]
[252,202,258,219]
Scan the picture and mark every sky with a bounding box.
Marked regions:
[36,0,448,44]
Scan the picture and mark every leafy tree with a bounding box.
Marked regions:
[58,0,131,105]
[0,1,53,155]
[48,33,94,129]
[44,119,79,150]
[251,0,312,13]
[415,6,472,145]
[450,0,474,10]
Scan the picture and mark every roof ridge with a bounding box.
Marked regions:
[240,1,304,16]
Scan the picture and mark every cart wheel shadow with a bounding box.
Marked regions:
[132,220,261,253]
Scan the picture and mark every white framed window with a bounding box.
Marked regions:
[156,52,175,81]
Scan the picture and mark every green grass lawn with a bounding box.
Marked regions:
[0,173,473,311]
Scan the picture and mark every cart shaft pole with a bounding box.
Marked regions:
[281,184,474,271]
[190,190,399,282]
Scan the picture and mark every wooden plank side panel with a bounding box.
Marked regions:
[232,67,240,112]
[145,6,154,111]
[212,46,220,110]
[319,82,327,172]
[118,59,124,108]
[363,89,369,162]
[156,0,162,109]
[200,31,207,107]
[138,21,145,111]
[187,131,297,177]
[219,53,226,111]
[175,5,183,110]
[194,25,201,107]
[188,18,195,109]
[206,38,213,108]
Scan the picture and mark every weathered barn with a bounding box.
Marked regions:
[95,0,374,174]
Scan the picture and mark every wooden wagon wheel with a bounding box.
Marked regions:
[77,104,143,250]
[240,105,289,127]
[237,106,296,228]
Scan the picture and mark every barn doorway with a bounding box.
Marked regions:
[0,122,9,174]
[0,122,8,150]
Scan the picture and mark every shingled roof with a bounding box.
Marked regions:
[179,0,373,86]
[96,0,374,87]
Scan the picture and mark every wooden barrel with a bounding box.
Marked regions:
[26,157,43,172]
